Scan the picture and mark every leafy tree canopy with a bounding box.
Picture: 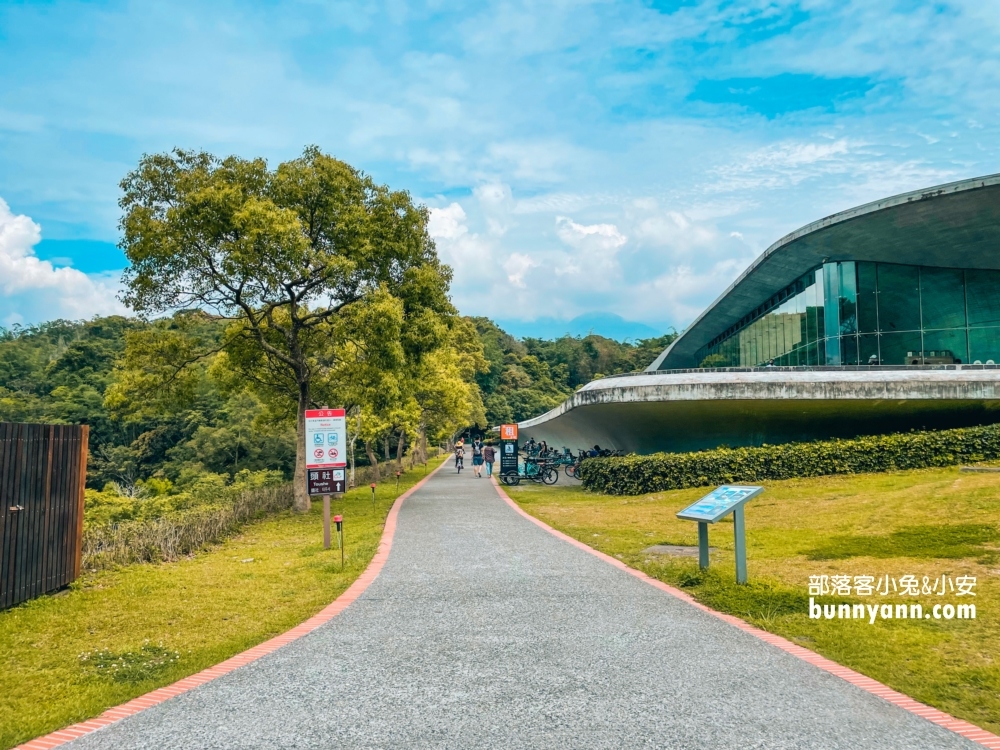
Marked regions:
[117,146,455,510]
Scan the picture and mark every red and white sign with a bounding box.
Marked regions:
[500,424,518,440]
[305,408,347,470]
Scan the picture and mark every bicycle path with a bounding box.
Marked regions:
[65,467,981,749]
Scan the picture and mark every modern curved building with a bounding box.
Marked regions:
[520,174,1000,454]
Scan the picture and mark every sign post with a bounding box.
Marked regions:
[499,424,519,482]
[304,408,348,549]
[676,485,763,584]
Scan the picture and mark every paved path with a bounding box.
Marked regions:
[68,468,979,749]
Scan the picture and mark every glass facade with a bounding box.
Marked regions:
[701,262,1000,367]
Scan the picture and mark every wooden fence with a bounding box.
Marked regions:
[1,422,89,610]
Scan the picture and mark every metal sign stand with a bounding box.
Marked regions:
[733,505,747,584]
[304,407,347,550]
[677,485,763,584]
[697,521,709,570]
[323,495,331,550]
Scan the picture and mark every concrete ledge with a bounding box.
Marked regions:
[519,369,1000,454]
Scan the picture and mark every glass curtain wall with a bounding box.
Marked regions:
[701,263,1000,367]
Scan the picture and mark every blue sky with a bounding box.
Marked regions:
[1,0,998,334]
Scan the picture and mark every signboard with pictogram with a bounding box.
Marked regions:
[499,424,519,478]
[307,468,346,497]
[305,408,347,496]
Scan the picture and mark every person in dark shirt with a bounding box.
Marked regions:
[483,442,496,477]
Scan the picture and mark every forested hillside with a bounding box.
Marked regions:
[0,315,295,495]
[0,316,674,489]
[472,317,675,424]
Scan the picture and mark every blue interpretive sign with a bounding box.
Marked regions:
[677,485,763,584]
[676,485,764,523]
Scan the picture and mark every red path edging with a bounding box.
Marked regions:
[492,479,1000,750]
[16,462,444,750]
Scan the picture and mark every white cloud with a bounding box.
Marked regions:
[427,202,468,240]
[0,197,125,325]
[555,216,628,251]
[473,182,514,236]
[503,253,539,288]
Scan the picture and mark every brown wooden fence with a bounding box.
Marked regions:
[1,422,89,610]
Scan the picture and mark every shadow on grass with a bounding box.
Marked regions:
[805,524,999,561]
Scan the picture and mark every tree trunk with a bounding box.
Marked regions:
[293,383,310,513]
[349,412,359,488]
[420,427,428,465]
[396,429,405,471]
[365,440,381,481]
[383,435,391,462]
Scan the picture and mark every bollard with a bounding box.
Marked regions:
[395,470,400,495]
[333,514,344,570]
[370,482,376,509]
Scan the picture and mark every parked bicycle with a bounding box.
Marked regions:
[499,455,559,486]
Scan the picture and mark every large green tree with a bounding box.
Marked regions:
[118,147,454,510]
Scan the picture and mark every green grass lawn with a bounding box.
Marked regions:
[505,467,1000,734]
[0,458,444,750]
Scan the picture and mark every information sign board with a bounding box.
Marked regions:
[304,408,347,471]
[499,424,519,477]
[676,485,763,524]
[308,468,346,497]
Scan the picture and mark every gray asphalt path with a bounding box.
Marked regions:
[67,467,979,749]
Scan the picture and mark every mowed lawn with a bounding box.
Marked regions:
[0,459,444,750]
[505,467,1000,735]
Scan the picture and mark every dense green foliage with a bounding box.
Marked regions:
[471,316,675,425]
[117,147,466,511]
[580,424,1000,494]
[0,316,296,495]
[0,315,669,496]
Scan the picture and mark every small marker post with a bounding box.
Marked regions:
[334,515,343,570]
[395,470,400,495]
[370,482,376,509]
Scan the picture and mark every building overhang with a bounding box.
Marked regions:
[651,174,1000,370]
[518,368,1000,455]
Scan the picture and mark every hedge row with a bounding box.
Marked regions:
[578,424,1000,495]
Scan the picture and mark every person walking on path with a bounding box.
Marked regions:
[471,436,485,478]
[483,441,496,477]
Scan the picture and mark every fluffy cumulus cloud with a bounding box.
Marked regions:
[0,198,125,326]
[427,184,756,331]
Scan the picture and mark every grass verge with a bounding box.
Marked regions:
[0,458,444,750]
[504,466,1000,734]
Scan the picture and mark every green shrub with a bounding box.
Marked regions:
[579,423,1000,495]
[83,469,285,527]
[82,483,293,570]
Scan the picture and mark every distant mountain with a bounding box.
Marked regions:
[494,312,666,342]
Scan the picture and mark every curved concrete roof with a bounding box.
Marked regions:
[519,367,1000,454]
[651,173,1000,370]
